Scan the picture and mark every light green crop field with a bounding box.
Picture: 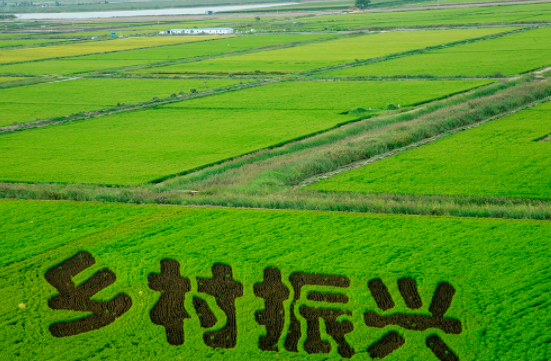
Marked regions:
[140,28,508,75]
[0,80,490,184]
[0,76,27,83]
[0,34,335,76]
[311,100,551,199]
[278,3,551,31]
[1,200,550,360]
[0,39,65,49]
[324,27,551,77]
[0,36,221,65]
[0,78,240,126]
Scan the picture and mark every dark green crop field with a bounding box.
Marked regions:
[0,80,490,184]
[311,100,551,199]
[1,200,550,360]
[0,78,240,126]
[324,27,551,78]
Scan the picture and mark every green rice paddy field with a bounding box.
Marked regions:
[311,100,551,199]
[0,34,335,76]
[1,200,550,360]
[0,78,240,126]
[0,39,65,49]
[139,28,508,75]
[0,76,26,83]
[324,27,551,78]
[0,36,220,65]
[0,80,491,184]
[281,3,551,31]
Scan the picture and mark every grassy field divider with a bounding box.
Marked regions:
[298,95,551,189]
[303,27,528,78]
[0,79,278,135]
[158,77,534,189]
[0,75,55,90]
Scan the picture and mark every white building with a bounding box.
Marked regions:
[162,28,234,35]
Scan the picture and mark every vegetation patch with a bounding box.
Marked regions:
[0,34,334,76]
[325,28,551,78]
[142,28,507,75]
[311,97,551,199]
[0,78,240,127]
[0,80,489,184]
[1,200,550,360]
[0,36,221,65]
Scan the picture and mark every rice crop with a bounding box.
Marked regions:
[324,27,551,77]
[0,34,335,76]
[0,36,221,65]
[0,78,241,126]
[141,28,508,75]
[1,199,549,360]
[311,100,551,199]
[0,80,490,184]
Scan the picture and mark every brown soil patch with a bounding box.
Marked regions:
[197,264,243,349]
[45,251,132,338]
[284,272,350,352]
[193,297,217,328]
[307,291,349,303]
[367,331,405,359]
[397,278,423,309]
[427,334,460,361]
[148,259,191,346]
[368,278,395,311]
[299,305,354,358]
[253,267,290,352]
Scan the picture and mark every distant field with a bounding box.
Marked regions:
[0,39,64,49]
[0,80,490,184]
[0,36,221,65]
[311,100,551,199]
[0,76,26,83]
[277,2,551,31]
[324,27,551,77]
[1,200,550,360]
[140,28,508,74]
[0,34,335,76]
[0,78,240,126]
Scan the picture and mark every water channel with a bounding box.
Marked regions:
[15,2,297,20]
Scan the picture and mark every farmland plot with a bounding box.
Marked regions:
[0,39,64,49]
[278,3,551,31]
[140,28,509,75]
[0,76,26,83]
[0,80,491,184]
[1,200,550,360]
[0,78,241,126]
[324,27,551,78]
[0,34,336,76]
[311,100,551,199]
[0,36,222,65]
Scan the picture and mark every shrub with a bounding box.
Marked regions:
[189,88,197,94]
[386,104,397,110]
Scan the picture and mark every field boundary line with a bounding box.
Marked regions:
[296,95,551,189]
